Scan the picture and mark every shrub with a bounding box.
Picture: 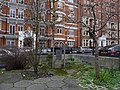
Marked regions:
[1,47,30,70]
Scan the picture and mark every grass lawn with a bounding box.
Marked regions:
[62,60,120,90]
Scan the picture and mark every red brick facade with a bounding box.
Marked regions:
[0,0,119,48]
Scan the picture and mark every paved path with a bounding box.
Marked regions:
[0,75,82,90]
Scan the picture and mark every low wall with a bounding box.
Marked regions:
[40,54,120,69]
[66,54,120,69]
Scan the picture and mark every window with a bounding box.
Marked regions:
[40,28,44,36]
[68,0,73,3]
[68,13,74,19]
[83,39,89,46]
[20,40,22,47]
[57,14,62,21]
[18,0,24,4]
[83,30,89,36]
[18,10,24,19]
[58,1,62,8]
[57,27,62,34]
[69,7,74,13]
[10,24,15,34]
[111,32,116,38]
[68,7,74,23]
[68,41,74,47]
[68,14,74,23]
[10,9,16,18]
[89,19,93,27]
[68,29,74,37]
[18,25,23,31]
[6,40,15,47]
[86,18,88,24]
[111,23,115,30]
[10,0,16,3]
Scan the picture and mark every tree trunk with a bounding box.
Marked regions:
[94,40,100,78]
[34,0,39,74]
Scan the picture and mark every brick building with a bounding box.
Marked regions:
[44,0,80,48]
[0,0,81,48]
[0,0,119,48]
[80,0,120,47]
[0,0,32,48]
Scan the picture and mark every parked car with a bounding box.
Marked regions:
[65,47,72,54]
[41,48,52,55]
[77,46,92,53]
[99,44,120,57]
[33,48,52,55]
[71,47,78,54]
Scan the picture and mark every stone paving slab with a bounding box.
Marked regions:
[63,78,79,85]
[47,80,66,88]
[34,77,51,84]
[3,75,22,83]
[8,87,25,90]
[51,76,65,81]
[62,84,82,90]
[14,80,33,88]
[26,83,47,90]
[0,75,82,90]
[0,83,13,90]
[45,88,62,90]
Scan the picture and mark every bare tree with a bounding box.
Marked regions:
[78,2,117,78]
[25,0,62,71]
[25,0,42,74]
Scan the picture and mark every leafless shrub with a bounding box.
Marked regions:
[1,47,31,71]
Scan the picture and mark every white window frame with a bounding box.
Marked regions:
[57,14,62,21]
[18,10,24,19]
[18,25,23,31]
[69,7,74,13]
[6,40,15,47]
[40,28,44,36]
[10,8,16,18]
[68,41,74,47]
[57,27,62,34]
[19,40,23,47]
[58,1,62,8]
[83,30,89,36]
[68,0,73,3]
[9,24,15,34]
[10,0,16,3]
[68,29,74,37]
[83,39,89,46]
